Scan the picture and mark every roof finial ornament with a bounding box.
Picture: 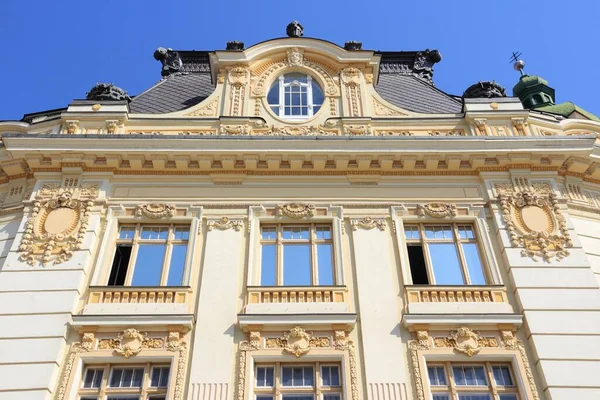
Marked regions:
[510,51,525,76]
[286,21,304,37]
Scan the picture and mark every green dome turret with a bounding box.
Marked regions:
[512,74,555,109]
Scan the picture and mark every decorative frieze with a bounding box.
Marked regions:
[19,182,98,266]
[207,216,244,231]
[134,203,175,219]
[417,202,457,218]
[276,203,316,218]
[98,328,163,358]
[265,326,330,357]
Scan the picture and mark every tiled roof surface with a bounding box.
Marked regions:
[374,74,462,114]
[129,73,215,114]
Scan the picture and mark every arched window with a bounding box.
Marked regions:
[267,73,324,119]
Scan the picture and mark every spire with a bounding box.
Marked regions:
[510,52,555,109]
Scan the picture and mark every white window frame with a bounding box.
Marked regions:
[247,206,344,287]
[391,206,503,286]
[268,73,323,120]
[91,205,201,287]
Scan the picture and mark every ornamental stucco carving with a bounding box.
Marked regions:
[185,97,219,116]
[350,216,387,231]
[276,203,316,218]
[266,326,327,357]
[55,330,188,400]
[98,328,163,358]
[252,55,339,97]
[417,202,457,218]
[497,184,572,261]
[343,125,372,135]
[19,183,98,266]
[373,97,406,116]
[207,217,243,231]
[135,203,176,219]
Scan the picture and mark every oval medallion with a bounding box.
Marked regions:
[44,207,77,235]
[519,205,551,233]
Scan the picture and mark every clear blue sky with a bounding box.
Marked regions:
[1,0,598,120]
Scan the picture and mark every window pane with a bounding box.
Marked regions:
[260,244,277,286]
[283,244,311,285]
[458,395,491,400]
[141,227,168,240]
[174,227,189,240]
[404,225,420,240]
[261,227,277,240]
[83,368,103,388]
[317,244,334,285]
[323,395,341,400]
[499,395,518,400]
[453,366,486,386]
[109,368,123,387]
[322,365,339,386]
[131,245,166,286]
[433,395,450,400]
[492,366,513,386]
[315,226,332,240]
[303,366,314,386]
[167,244,187,286]
[267,84,279,105]
[427,366,447,386]
[119,227,135,240]
[458,225,475,239]
[312,82,324,106]
[282,396,313,400]
[257,397,274,400]
[282,366,293,386]
[256,367,274,387]
[151,366,169,387]
[429,243,464,284]
[283,226,310,240]
[462,243,486,285]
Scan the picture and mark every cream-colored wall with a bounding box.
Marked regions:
[571,216,600,286]
[0,182,103,399]
[488,181,600,400]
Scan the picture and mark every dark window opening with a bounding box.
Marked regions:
[407,245,429,284]
[108,245,132,286]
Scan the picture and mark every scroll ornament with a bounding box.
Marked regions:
[350,216,386,231]
[418,202,457,218]
[498,187,572,261]
[98,328,163,358]
[135,203,176,219]
[265,326,330,357]
[276,203,316,219]
[207,217,243,231]
[19,184,98,266]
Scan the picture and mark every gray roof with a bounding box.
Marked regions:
[129,73,215,114]
[374,74,462,114]
[128,48,463,115]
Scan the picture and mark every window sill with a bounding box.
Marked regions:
[244,286,350,315]
[82,286,193,315]
[404,285,514,314]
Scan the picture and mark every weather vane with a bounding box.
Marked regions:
[510,51,525,76]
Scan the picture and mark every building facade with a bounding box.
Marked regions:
[1,22,600,400]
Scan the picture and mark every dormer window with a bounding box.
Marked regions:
[267,73,324,119]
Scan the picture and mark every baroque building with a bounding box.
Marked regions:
[1,21,600,400]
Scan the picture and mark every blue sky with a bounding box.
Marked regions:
[1,0,598,120]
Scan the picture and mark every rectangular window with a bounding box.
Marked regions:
[405,224,487,285]
[108,225,189,287]
[260,224,335,286]
[426,363,519,400]
[79,364,170,399]
[254,363,342,399]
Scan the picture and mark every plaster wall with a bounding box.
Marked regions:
[187,226,246,400]
[350,226,408,400]
[571,216,600,286]
[490,196,600,400]
[0,185,102,400]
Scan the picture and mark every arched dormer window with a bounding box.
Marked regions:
[267,73,324,119]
